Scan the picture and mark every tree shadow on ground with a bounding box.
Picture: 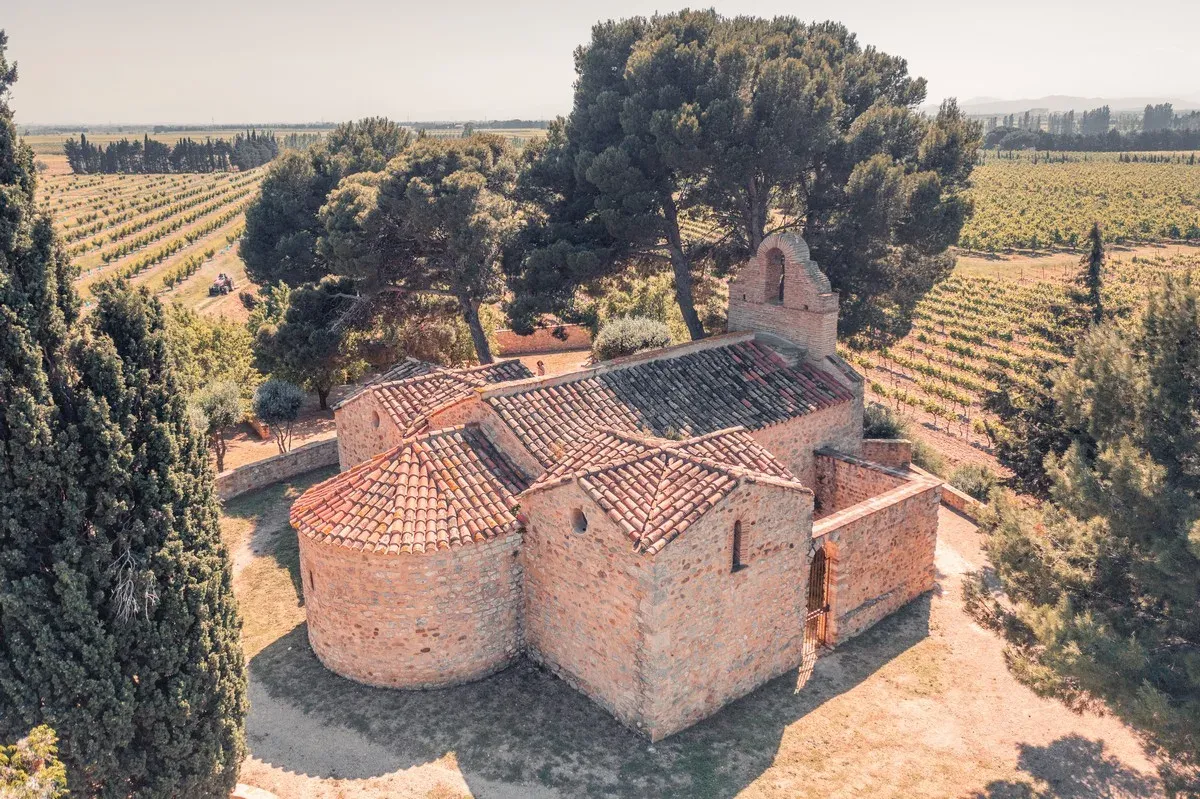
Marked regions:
[247,595,932,799]
[968,735,1162,799]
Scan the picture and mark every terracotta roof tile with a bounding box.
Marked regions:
[523,427,809,555]
[486,341,853,467]
[340,358,534,431]
[290,425,530,555]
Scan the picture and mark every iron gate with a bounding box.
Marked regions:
[804,548,829,653]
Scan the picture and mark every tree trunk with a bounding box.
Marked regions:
[662,197,706,341]
[458,294,494,364]
[668,246,706,340]
[317,386,330,410]
[213,434,226,473]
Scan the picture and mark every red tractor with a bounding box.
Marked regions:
[209,273,235,296]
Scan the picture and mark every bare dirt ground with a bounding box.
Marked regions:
[220,475,1165,799]
[514,349,592,377]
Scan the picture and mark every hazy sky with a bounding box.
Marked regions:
[6,0,1200,124]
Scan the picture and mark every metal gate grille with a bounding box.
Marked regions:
[804,549,829,655]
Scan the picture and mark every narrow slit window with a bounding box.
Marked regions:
[732,521,745,572]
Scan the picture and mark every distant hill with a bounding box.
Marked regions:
[925,95,1200,116]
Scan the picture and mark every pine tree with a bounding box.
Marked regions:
[979,275,1200,791]
[0,31,246,796]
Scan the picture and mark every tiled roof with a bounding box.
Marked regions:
[524,427,808,555]
[486,340,854,466]
[290,425,530,555]
[340,358,534,432]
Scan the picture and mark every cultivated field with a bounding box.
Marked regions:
[222,473,1165,799]
[961,152,1200,251]
[35,167,263,308]
[843,244,1200,472]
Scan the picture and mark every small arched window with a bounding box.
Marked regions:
[571,508,589,534]
[371,410,381,429]
[765,248,786,304]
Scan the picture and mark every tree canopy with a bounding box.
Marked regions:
[319,134,521,363]
[0,32,246,795]
[252,275,367,408]
[977,274,1200,791]
[240,117,411,286]
[506,11,980,340]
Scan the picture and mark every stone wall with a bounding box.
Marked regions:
[750,399,862,487]
[812,476,941,645]
[521,481,653,731]
[813,451,908,517]
[494,324,592,356]
[727,233,839,359]
[297,531,524,689]
[334,392,406,470]
[215,438,339,500]
[860,439,913,470]
[642,481,815,740]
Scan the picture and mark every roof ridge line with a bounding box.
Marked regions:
[668,448,811,493]
[476,331,757,401]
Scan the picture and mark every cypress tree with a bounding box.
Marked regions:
[0,30,246,796]
[1078,222,1104,324]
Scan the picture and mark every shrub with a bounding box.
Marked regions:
[907,441,943,476]
[592,316,671,361]
[863,402,906,439]
[253,379,305,453]
[949,463,998,501]
[0,726,67,798]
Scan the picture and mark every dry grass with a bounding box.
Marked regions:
[221,477,1166,799]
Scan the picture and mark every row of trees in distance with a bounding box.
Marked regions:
[64,129,281,174]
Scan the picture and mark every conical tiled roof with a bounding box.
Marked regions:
[291,425,530,555]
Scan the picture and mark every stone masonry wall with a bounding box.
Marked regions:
[642,481,814,740]
[494,324,592,356]
[750,399,862,487]
[216,438,339,500]
[860,439,913,470]
[334,393,406,470]
[812,477,940,645]
[813,452,907,517]
[727,233,839,359]
[298,531,524,688]
[521,481,654,732]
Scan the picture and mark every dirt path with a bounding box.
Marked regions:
[224,488,1164,799]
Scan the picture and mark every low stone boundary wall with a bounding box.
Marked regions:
[938,481,986,521]
[494,324,592,355]
[215,438,340,501]
[814,448,908,516]
[907,464,986,522]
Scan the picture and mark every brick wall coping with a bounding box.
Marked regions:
[476,331,757,400]
[814,446,913,481]
[812,476,941,539]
